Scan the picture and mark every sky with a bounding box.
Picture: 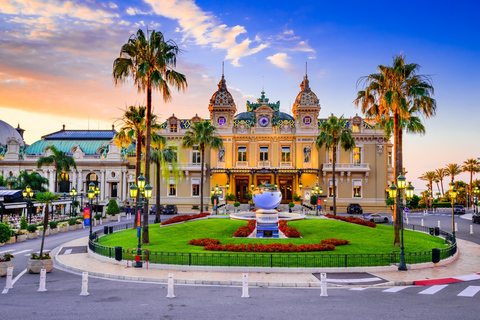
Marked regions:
[0,0,479,191]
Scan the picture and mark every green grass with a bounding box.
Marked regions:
[99,219,447,255]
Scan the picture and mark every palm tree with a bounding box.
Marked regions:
[419,171,436,194]
[0,175,8,187]
[463,158,480,204]
[35,192,60,258]
[315,115,355,215]
[113,29,187,217]
[446,163,462,187]
[11,171,49,192]
[150,135,180,223]
[36,145,77,192]
[355,54,436,246]
[182,121,223,213]
[435,168,447,196]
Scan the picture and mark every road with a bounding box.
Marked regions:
[1,212,479,320]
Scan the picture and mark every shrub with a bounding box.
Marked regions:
[20,215,28,230]
[30,252,51,260]
[233,220,256,237]
[68,218,77,226]
[94,214,102,220]
[0,252,14,262]
[310,195,317,206]
[106,199,121,215]
[233,202,241,207]
[226,193,236,201]
[48,221,58,229]
[26,224,37,233]
[0,223,12,243]
[211,194,219,205]
[288,202,295,208]
[293,193,302,202]
[204,242,336,253]
[321,238,350,246]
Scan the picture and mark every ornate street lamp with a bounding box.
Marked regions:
[211,184,222,215]
[473,186,479,215]
[23,185,34,223]
[69,187,77,217]
[129,174,152,268]
[451,187,457,244]
[87,188,95,239]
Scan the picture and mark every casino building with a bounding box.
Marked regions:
[0,72,393,213]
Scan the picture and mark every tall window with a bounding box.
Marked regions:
[259,146,269,161]
[169,182,177,196]
[281,146,291,162]
[192,146,200,164]
[328,180,337,197]
[192,178,200,197]
[353,180,362,197]
[237,146,247,161]
[353,147,362,164]
[110,183,118,198]
[352,124,360,132]
[388,151,392,166]
[170,122,178,132]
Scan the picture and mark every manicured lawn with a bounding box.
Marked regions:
[98,218,447,255]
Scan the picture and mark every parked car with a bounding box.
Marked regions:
[163,204,178,215]
[149,204,164,214]
[472,212,480,224]
[347,203,363,215]
[362,213,389,223]
[453,205,465,215]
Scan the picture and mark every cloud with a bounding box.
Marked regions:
[283,30,294,35]
[126,7,151,16]
[267,53,294,71]
[290,40,315,53]
[144,0,267,66]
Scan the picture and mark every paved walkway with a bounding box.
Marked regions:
[53,237,480,288]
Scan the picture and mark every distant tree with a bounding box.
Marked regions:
[435,168,447,196]
[10,171,49,192]
[463,158,480,203]
[446,163,462,187]
[37,145,76,192]
[35,192,60,258]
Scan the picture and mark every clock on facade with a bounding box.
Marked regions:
[303,116,312,125]
[258,115,270,127]
[217,116,226,126]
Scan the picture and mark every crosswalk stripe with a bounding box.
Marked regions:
[457,286,480,297]
[327,277,382,283]
[419,285,448,295]
[383,286,411,293]
[0,249,15,254]
[15,249,32,255]
[349,288,368,291]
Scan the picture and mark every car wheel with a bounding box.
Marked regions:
[370,219,374,222]
[383,218,388,223]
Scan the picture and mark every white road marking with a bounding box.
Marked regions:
[327,277,382,283]
[454,274,480,281]
[349,288,368,291]
[0,249,15,254]
[64,249,72,255]
[457,286,480,297]
[419,285,448,295]
[12,269,27,285]
[14,249,32,255]
[382,286,411,293]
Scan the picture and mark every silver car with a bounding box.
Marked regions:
[362,213,390,223]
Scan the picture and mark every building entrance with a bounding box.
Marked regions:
[235,177,250,203]
[278,177,293,204]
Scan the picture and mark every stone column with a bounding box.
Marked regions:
[78,169,83,192]
[100,169,105,200]
[72,169,77,190]
[122,169,127,201]
[48,169,55,192]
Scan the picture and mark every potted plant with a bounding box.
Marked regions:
[49,221,58,235]
[16,230,27,242]
[288,202,295,213]
[0,252,14,277]
[94,214,102,225]
[233,201,240,213]
[226,193,236,204]
[37,226,50,237]
[106,199,121,221]
[19,215,28,231]
[59,221,69,233]
[293,193,302,203]
[26,225,38,240]
[67,218,77,231]
[75,218,83,229]
[27,252,53,274]
[101,214,109,224]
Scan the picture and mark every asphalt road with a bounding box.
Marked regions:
[2,211,480,320]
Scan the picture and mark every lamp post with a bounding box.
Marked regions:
[211,184,223,215]
[87,188,95,239]
[450,186,457,244]
[79,189,84,213]
[129,174,152,268]
[69,188,77,217]
[388,173,414,271]
[473,186,479,215]
[95,186,100,218]
[22,185,34,223]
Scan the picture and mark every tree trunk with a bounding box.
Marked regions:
[39,205,49,257]
[155,160,161,223]
[143,84,152,245]
[470,172,473,207]
[54,169,58,193]
[440,178,444,196]
[134,135,142,230]
[332,142,337,215]
[393,112,401,247]
[200,146,205,213]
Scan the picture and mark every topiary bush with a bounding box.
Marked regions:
[0,223,12,243]
[106,199,121,216]
[26,224,37,233]
[48,221,58,229]
[233,202,240,207]
[20,215,28,230]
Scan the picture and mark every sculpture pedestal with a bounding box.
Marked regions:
[256,209,279,238]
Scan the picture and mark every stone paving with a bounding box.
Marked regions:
[53,237,480,287]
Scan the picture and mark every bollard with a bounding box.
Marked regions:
[37,269,47,292]
[455,223,458,232]
[2,267,14,293]
[118,215,121,223]
[406,218,409,225]
[166,273,175,298]
[241,273,249,298]
[100,218,102,225]
[80,272,89,296]
[438,221,441,229]
[320,273,328,297]
[421,219,424,226]
[471,225,474,234]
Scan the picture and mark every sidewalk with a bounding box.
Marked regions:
[53,237,480,288]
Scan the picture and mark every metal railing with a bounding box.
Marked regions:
[89,221,457,268]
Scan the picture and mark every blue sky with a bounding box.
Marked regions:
[0,0,479,190]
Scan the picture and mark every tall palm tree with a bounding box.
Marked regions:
[419,171,436,194]
[355,54,436,246]
[113,29,187,218]
[315,115,355,215]
[435,168,447,196]
[150,135,180,224]
[446,163,462,186]
[463,158,480,204]
[35,192,60,258]
[182,121,223,213]
[12,171,49,192]
[37,145,77,193]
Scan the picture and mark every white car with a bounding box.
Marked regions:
[362,213,390,223]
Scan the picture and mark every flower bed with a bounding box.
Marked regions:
[233,220,256,237]
[278,220,301,238]
[188,238,221,246]
[325,214,376,228]
[320,238,350,246]
[161,213,210,226]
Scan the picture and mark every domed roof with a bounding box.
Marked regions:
[234,112,253,121]
[276,112,294,121]
[0,120,24,146]
[209,75,236,108]
[292,75,320,118]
